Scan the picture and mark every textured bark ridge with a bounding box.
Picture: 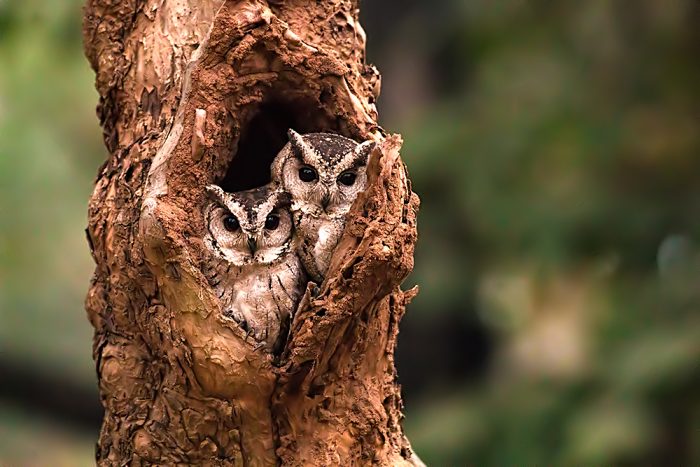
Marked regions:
[83,1,420,465]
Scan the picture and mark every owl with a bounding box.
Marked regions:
[271,130,375,282]
[202,184,306,352]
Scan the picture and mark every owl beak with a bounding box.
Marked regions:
[247,237,257,254]
[321,193,330,210]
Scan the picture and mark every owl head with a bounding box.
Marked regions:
[204,185,294,267]
[271,130,375,217]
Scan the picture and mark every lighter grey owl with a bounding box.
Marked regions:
[271,130,375,282]
[203,184,306,352]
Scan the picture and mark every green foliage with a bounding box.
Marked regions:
[394,1,700,464]
[0,0,102,381]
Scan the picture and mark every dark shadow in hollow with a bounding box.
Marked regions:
[220,97,340,193]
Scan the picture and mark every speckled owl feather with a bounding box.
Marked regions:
[271,130,375,282]
[203,184,306,352]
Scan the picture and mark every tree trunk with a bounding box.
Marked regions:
[83,1,420,465]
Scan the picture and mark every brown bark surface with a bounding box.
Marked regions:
[83,1,420,465]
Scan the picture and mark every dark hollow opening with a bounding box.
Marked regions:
[220,97,340,192]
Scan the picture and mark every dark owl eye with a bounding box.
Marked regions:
[264,214,280,230]
[223,215,240,232]
[338,171,357,186]
[298,166,318,183]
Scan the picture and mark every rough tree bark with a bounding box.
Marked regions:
[83,1,420,465]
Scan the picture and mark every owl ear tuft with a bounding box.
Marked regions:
[354,140,376,165]
[275,190,293,208]
[287,129,312,159]
[205,184,227,204]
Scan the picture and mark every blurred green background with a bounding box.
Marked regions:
[1,0,699,465]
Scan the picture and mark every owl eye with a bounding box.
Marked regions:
[338,171,357,186]
[264,214,280,230]
[223,215,240,232]
[298,166,318,183]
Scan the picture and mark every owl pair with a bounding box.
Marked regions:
[204,130,374,352]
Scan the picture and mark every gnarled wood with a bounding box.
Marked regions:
[83,0,420,464]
